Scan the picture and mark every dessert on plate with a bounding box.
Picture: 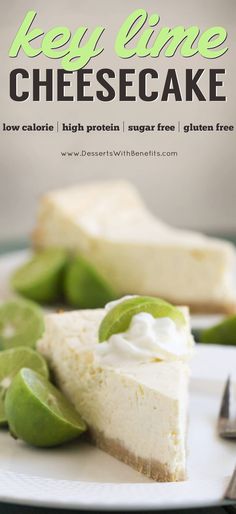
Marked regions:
[32,180,236,314]
[38,296,194,482]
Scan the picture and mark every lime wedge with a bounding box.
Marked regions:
[64,255,116,309]
[200,316,236,345]
[99,296,185,342]
[11,249,68,304]
[0,347,48,425]
[0,299,44,350]
[5,368,87,447]
[0,401,5,426]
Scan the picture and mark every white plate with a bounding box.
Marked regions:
[0,251,235,510]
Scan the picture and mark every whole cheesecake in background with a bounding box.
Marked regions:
[38,301,193,482]
[32,180,236,313]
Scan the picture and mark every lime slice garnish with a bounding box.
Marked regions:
[64,254,116,309]
[99,296,185,342]
[5,368,87,447]
[0,347,48,426]
[11,249,68,304]
[0,299,44,350]
[200,315,236,345]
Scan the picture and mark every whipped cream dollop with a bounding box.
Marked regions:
[95,297,195,367]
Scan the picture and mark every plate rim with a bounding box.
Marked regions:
[0,250,235,510]
[0,468,234,511]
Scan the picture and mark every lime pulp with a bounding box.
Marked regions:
[0,347,48,425]
[0,299,44,350]
[5,368,87,447]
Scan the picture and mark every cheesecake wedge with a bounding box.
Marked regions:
[33,180,236,313]
[38,302,193,482]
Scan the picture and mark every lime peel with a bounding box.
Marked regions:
[0,346,48,426]
[99,296,185,342]
[11,249,68,304]
[5,368,87,447]
[200,315,236,345]
[64,254,116,309]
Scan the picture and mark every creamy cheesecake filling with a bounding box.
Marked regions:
[33,181,236,313]
[40,329,188,473]
[86,362,188,466]
[37,307,190,481]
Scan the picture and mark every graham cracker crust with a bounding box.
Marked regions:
[88,427,186,482]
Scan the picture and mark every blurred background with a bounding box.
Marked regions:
[0,0,236,247]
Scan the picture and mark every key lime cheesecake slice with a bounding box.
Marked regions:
[32,180,236,314]
[37,296,194,482]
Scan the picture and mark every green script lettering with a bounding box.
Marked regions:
[198,27,227,58]
[8,9,228,68]
[61,27,105,71]
[115,9,228,59]
[41,27,71,59]
[9,11,105,70]
[9,11,43,58]
[151,27,200,57]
